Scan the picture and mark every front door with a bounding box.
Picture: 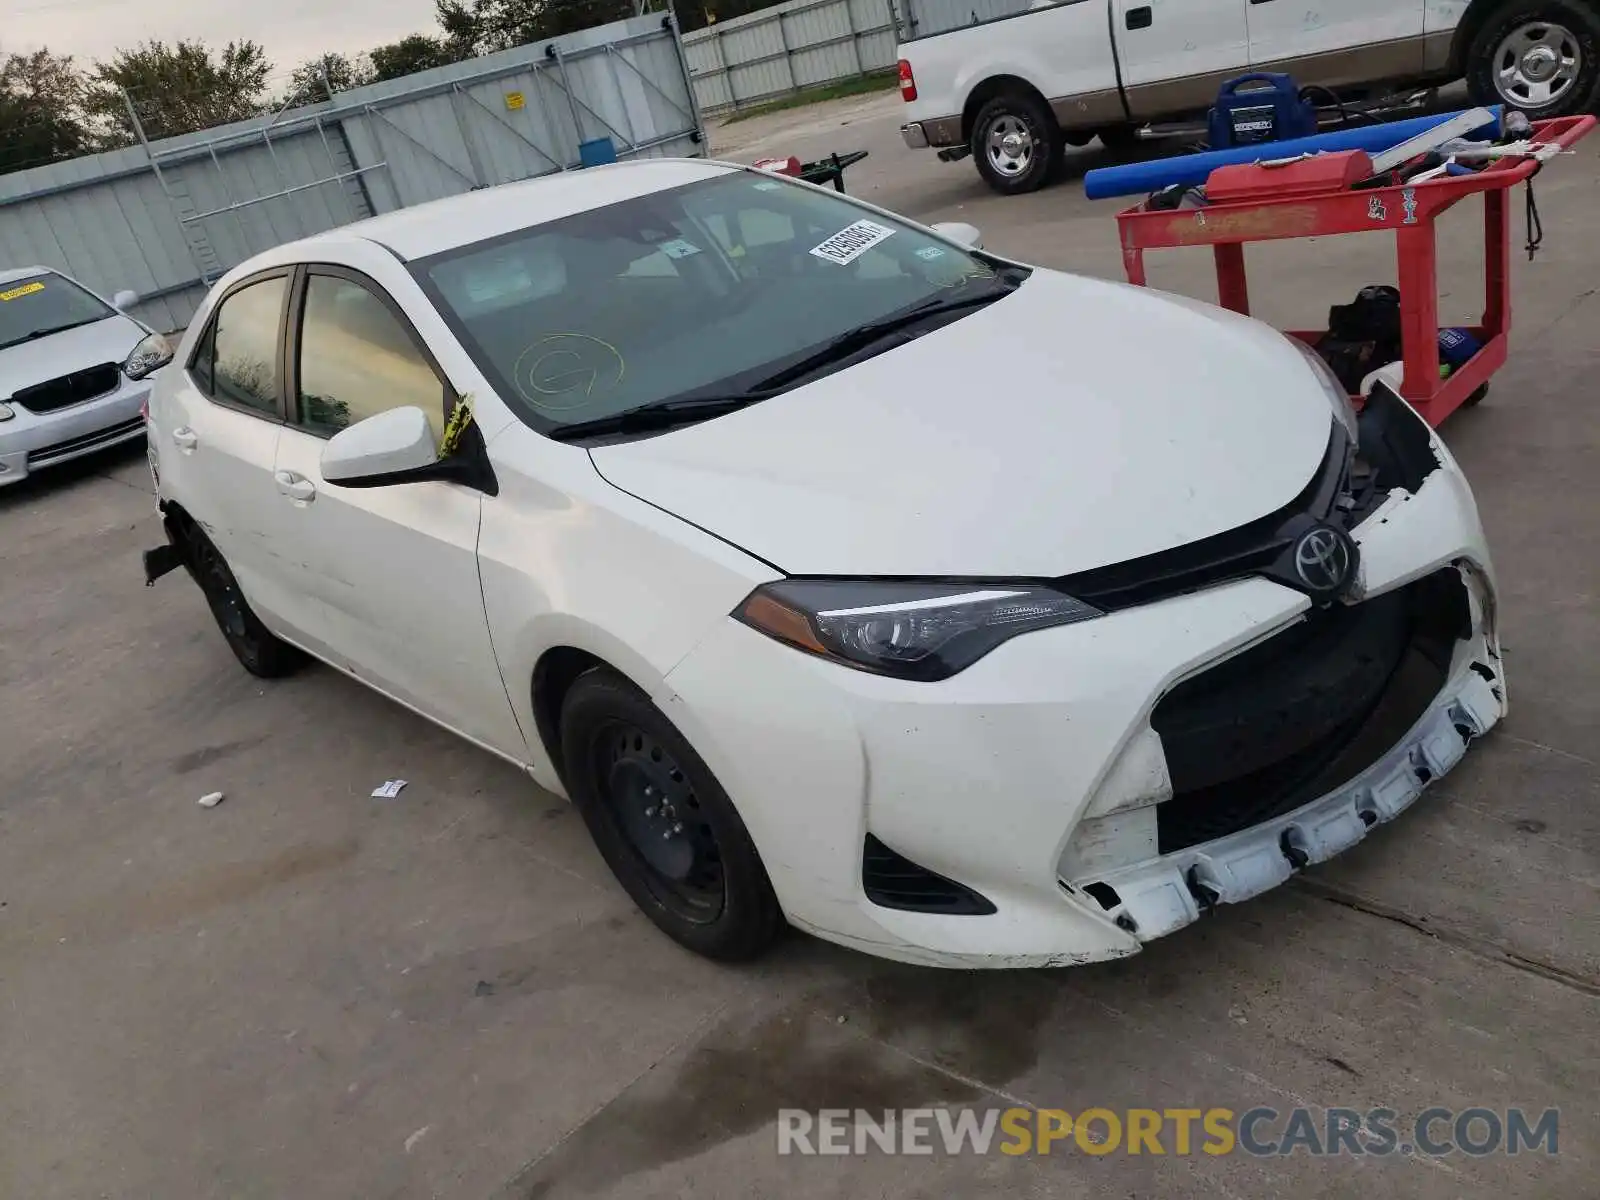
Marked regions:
[266,266,526,758]
[1247,0,1427,84]
[1113,0,1253,117]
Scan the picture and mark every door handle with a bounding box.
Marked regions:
[1249,0,1276,5]
[274,470,317,504]
[172,427,198,451]
[1126,5,1152,28]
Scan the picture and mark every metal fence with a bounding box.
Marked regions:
[681,0,903,114]
[0,14,705,334]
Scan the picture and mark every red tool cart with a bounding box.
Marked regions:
[1115,115,1596,427]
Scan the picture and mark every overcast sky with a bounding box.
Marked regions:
[1,0,445,76]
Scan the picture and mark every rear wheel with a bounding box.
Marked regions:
[1465,0,1600,117]
[1097,123,1143,155]
[559,668,784,961]
[188,530,303,678]
[970,90,1062,195]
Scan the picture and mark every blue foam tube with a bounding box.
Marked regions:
[1082,106,1503,201]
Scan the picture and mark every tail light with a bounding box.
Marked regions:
[897,59,917,102]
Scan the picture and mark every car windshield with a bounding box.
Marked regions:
[0,273,115,349]
[412,171,1022,434]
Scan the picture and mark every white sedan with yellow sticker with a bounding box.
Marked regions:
[143,159,1503,967]
[0,265,173,486]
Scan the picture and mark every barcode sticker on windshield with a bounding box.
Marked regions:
[0,282,44,301]
[810,220,895,265]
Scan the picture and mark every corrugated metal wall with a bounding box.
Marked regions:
[682,0,902,113]
[0,15,704,334]
[901,0,1036,39]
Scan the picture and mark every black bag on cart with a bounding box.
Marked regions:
[1317,285,1403,393]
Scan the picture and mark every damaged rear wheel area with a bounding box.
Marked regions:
[145,504,303,679]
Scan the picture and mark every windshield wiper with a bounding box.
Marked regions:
[0,318,103,350]
[546,279,1019,443]
[547,392,781,442]
[749,281,1016,392]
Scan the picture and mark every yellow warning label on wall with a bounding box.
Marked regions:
[0,282,44,301]
[505,91,526,111]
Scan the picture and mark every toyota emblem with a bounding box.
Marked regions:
[1293,526,1354,593]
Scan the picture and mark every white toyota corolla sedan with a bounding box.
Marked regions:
[144,158,1505,968]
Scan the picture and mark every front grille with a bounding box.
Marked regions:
[1150,569,1469,854]
[27,416,145,466]
[11,363,120,414]
[862,834,996,915]
[1055,426,1352,612]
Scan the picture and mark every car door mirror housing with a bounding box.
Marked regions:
[112,289,139,312]
[322,406,441,485]
[930,221,983,249]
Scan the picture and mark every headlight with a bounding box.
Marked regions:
[0,402,13,422]
[124,332,174,381]
[734,580,1102,681]
[1287,335,1358,441]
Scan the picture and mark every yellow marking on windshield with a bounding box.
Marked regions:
[0,282,45,301]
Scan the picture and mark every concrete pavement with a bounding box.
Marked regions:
[1,92,1596,1199]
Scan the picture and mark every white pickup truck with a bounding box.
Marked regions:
[897,0,1600,192]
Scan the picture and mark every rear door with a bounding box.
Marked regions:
[1246,0,1427,83]
[1113,0,1253,117]
[266,265,526,757]
[159,271,295,626]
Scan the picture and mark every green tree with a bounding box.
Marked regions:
[368,34,464,83]
[0,48,89,174]
[435,0,636,56]
[286,52,373,103]
[85,39,273,145]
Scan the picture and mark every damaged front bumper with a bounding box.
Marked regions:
[664,396,1504,969]
[1065,651,1504,943]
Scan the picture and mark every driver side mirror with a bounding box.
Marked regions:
[930,221,983,249]
[111,290,138,312]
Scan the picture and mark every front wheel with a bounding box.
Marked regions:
[970,91,1062,195]
[559,669,784,961]
[1465,0,1600,117]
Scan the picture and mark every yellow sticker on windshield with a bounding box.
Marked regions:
[0,282,44,301]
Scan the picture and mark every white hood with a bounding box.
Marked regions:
[0,314,144,396]
[591,270,1334,578]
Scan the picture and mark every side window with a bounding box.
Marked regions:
[209,276,287,416]
[295,275,445,440]
[188,320,216,394]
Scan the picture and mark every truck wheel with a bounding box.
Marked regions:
[1097,124,1142,155]
[1465,0,1600,117]
[971,91,1061,195]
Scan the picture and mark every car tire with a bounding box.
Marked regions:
[971,91,1062,195]
[1097,123,1142,155]
[559,668,784,961]
[187,530,304,679]
[1465,0,1600,118]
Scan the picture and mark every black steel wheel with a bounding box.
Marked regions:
[560,668,783,960]
[189,531,303,678]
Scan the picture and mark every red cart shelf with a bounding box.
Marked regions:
[1116,114,1596,426]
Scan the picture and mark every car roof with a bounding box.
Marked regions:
[307,158,741,262]
[0,265,61,285]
